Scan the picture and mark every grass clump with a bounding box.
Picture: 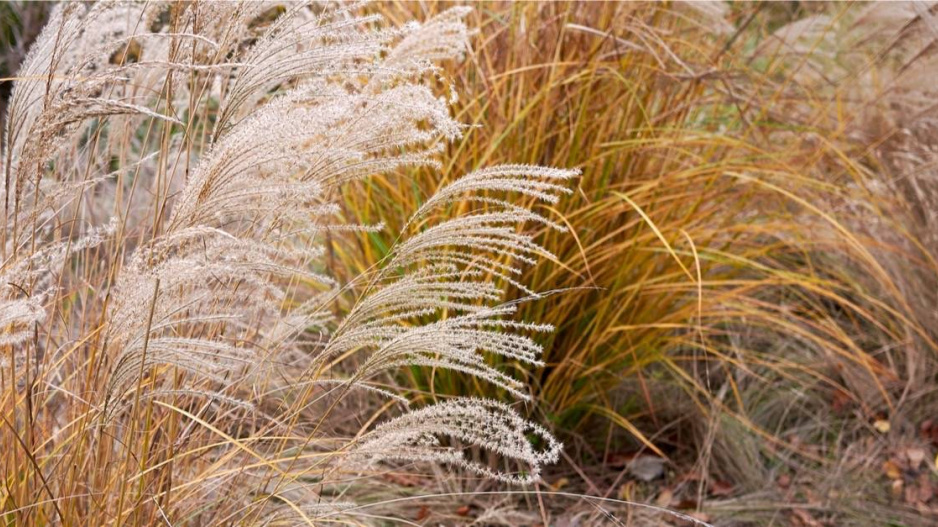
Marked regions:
[5,1,938,526]
[346,2,938,523]
[0,3,575,525]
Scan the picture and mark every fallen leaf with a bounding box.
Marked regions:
[792,508,823,527]
[383,473,423,487]
[456,505,471,517]
[907,448,926,470]
[891,479,904,498]
[549,477,569,491]
[618,481,635,501]
[883,460,902,480]
[709,479,733,497]
[874,419,891,434]
[415,505,430,521]
[655,488,673,507]
[627,455,667,481]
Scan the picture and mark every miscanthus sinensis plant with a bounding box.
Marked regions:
[0,2,574,524]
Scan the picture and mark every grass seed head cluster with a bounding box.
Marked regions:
[0,2,569,524]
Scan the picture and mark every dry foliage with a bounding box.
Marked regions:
[0,2,574,525]
[6,1,938,526]
[342,2,938,525]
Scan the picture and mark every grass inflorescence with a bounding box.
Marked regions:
[4,2,938,526]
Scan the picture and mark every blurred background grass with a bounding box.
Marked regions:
[5,1,938,524]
